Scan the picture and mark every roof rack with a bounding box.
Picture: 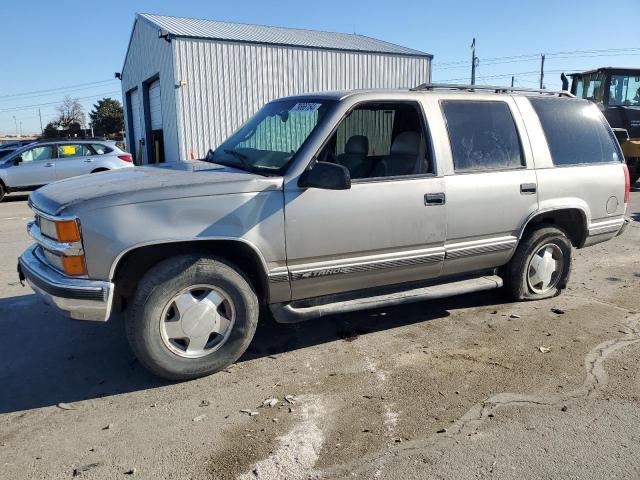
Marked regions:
[411,83,575,97]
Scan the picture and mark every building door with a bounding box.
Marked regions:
[129,88,144,164]
[148,80,165,163]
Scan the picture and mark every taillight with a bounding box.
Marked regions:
[118,154,132,163]
[623,163,630,204]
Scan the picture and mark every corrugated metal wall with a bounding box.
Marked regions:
[121,20,178,163]
[172,38,431,160]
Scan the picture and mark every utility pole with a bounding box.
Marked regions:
[13,116,18,136]
[511,76,515,87]
[470,38,477,85]
[19,121,23,137]
[38,108,43,134]
[539,54,546,89]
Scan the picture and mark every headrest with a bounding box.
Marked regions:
[345,135,369,155]
[390,132,420,157]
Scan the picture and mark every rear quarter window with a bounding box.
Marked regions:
[91,144,113,155]
[529,98,621,166]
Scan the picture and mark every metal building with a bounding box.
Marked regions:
[120,13,432,164]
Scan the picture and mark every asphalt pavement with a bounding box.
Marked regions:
[0,188,639,479]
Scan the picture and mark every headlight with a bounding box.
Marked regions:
[36,215,86,276]
[39,217,81,243]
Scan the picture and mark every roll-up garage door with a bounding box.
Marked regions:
[149,80,162,131]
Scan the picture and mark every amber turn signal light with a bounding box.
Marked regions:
[55,220,81,243]
[61,255,87,276]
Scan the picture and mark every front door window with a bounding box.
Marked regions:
[21,145,54,162]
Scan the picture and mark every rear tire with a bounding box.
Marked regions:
[91,168,109,173]
[502,225,572,301]
[125,255,259,381]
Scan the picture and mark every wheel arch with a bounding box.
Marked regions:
[518,207,589,248]
[111,239,270,312]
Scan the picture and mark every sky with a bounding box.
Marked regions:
[1,0,639,135]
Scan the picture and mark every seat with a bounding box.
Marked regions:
[337,135,369,179]
[371,132,427,177]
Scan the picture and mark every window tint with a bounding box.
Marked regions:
[319,102,431,180]
[529,98,621,166]
[21,145,53,162]
[91,143,113,155]
[442,101,523,172]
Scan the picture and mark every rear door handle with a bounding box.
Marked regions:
[425,192,446,206]
[44,162,54,167]
[83,159,93,163]
[520,183,537,194]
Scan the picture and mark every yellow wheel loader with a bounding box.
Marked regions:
[563,68,640,183]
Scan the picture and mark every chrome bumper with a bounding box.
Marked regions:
[18,244,114,322]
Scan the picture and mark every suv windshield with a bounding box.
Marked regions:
[207,99,335,174]
[609,74,640,106]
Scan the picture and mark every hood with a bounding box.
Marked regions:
[30,160,283,216]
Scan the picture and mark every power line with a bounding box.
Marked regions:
[433,47,640,68]
[0,81,120,103]
[0,91,122,113]
[0,79,117,100]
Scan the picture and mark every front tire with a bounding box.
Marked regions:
[502,225,572,301]
[125,255,259,381]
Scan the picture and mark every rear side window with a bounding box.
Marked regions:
[529,98,621,166]
[57,144,87,158]
[442,100,524,172]
[91,144,113,155]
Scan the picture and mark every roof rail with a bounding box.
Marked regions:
[35,136,108,143]
[411,83,575,97]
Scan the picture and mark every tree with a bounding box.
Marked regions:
[89,97,124,136]
[55,96,85,130]
[43,122,59,138]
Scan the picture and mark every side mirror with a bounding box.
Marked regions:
[13,156,23,166]
[299,161,351,190]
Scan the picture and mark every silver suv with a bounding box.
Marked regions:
[18,85,630,380]
[0,139,133,201]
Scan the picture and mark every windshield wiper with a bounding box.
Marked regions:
[222,149,255,173]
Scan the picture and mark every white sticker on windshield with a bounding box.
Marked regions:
[290,102,322,112]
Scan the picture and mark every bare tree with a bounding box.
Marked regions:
[55,96,86,130]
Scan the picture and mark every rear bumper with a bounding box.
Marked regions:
[18,244,114,322]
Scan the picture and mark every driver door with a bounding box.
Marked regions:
[283,101,446,300]
[6,144,57,188]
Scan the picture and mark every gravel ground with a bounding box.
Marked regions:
[0,188,639,480]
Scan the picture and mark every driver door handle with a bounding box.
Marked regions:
[44,162,54,167]
[425,192,446,206]
[83,159,93,163]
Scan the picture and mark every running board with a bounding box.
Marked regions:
[270,275,503,324]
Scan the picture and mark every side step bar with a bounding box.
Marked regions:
[270,275,503,324]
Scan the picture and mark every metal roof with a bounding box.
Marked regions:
[137,13,431,58]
